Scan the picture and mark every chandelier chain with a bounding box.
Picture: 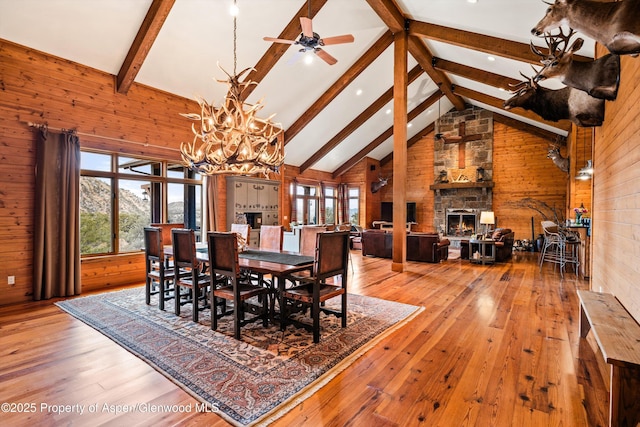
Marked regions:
[233,0,237,76]
[179,0,284,177]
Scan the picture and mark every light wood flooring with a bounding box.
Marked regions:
[0,251,608,426]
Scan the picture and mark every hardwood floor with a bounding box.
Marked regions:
[0,251,607,426]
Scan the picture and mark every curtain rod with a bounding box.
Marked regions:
[26,121,179,152]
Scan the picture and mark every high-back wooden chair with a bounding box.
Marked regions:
[171,228,211,322]
[208,232,268,340]
[150,223,185,246]
[282,231,349,343]
[259,225,283,251]
[143,227,177,311]
[231,223,251,248]
[299,225,327,256]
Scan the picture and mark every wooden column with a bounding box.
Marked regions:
[391,30,408,272]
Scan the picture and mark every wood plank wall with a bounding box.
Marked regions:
[592,50,640,322]
[378,122,567,240]
[379,134,435,232]
[0,39,371,306]
[0,40,197,305]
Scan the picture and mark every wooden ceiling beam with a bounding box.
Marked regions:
[300,65,424,173]
[365,0,465,111]
[364,0,406,33]
[283,30,394,145]
[407,36,465,110]
[116,0,175,94]
[333,91,442,177]
[452,85,572,132]
[409,20,592,64]
[242,0,328,100]
[431,57,521,90]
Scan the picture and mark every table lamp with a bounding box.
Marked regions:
[479,211,495,238]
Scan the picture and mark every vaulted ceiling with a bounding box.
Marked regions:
[0,0,590,176]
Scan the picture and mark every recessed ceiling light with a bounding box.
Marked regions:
[229,3,239,16]
[304,54,313,65]
[467,0,477,3]
[386,109,392,114]
[427,109,433,114]
[408,123,413,128]
[487,56,496,61]
[356,89,363,96]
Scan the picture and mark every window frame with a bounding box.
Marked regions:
[80,149,202,257]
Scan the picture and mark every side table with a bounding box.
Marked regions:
[469,239,495,265]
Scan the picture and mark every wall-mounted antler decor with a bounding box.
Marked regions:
[371,175,390,193]
[547,145,569,174]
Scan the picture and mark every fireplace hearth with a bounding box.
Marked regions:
[447,208,477,236]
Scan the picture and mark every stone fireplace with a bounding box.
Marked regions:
[446,208,478,237]
[430,107,494,244]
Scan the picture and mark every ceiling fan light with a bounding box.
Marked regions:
[581,159,594,174]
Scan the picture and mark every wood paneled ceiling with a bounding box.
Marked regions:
[0,0,591,176]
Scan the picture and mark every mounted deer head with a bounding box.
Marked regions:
[532,0,640,55]
[531,28,620,100]
[503,72,605,127]
[371,175,390,194]
[547,146,569,174]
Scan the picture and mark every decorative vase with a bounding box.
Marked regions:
[576,213,582,223]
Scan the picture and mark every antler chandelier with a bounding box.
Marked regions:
[180,1,284,177]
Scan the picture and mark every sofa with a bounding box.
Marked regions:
[460,228,515,262]
[361,229,450,263]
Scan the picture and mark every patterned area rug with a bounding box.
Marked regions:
[56,288,422,426]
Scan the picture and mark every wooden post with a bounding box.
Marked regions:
[391,29,408,272]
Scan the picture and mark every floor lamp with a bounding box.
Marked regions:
[480,211,495,239]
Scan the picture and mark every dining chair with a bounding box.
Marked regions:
[299,225,327,256]
[256,225,284,312]
[282,231,349,343]
[143,227,178,311]
[259,225,283,251]
[231,223,251,248]
[208,231,269,340]
[150,223,185,246]
[171,228,212,322]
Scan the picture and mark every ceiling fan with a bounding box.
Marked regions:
[263,15,354,65]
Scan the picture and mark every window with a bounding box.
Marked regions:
[295,185,319,225]
[324,186,337,225]
[348,187,360,225]
[80,151,202,256]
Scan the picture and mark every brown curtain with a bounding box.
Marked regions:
[291,179,298,224]
[205,175,219,232]
[33,128,81,300]
[338,183,348,224]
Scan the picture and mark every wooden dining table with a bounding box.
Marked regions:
[164,244,314,324]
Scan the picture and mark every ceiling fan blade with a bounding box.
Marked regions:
[263,37,296,45]
[315,48,337,65]
[300,17,313,38]
[320,34,355,46]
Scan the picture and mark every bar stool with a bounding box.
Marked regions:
[539,221,581,277]
[539,221,566,276]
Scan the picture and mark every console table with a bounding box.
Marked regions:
[469,239,495,265]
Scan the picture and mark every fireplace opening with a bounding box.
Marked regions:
[446,209,477,236]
